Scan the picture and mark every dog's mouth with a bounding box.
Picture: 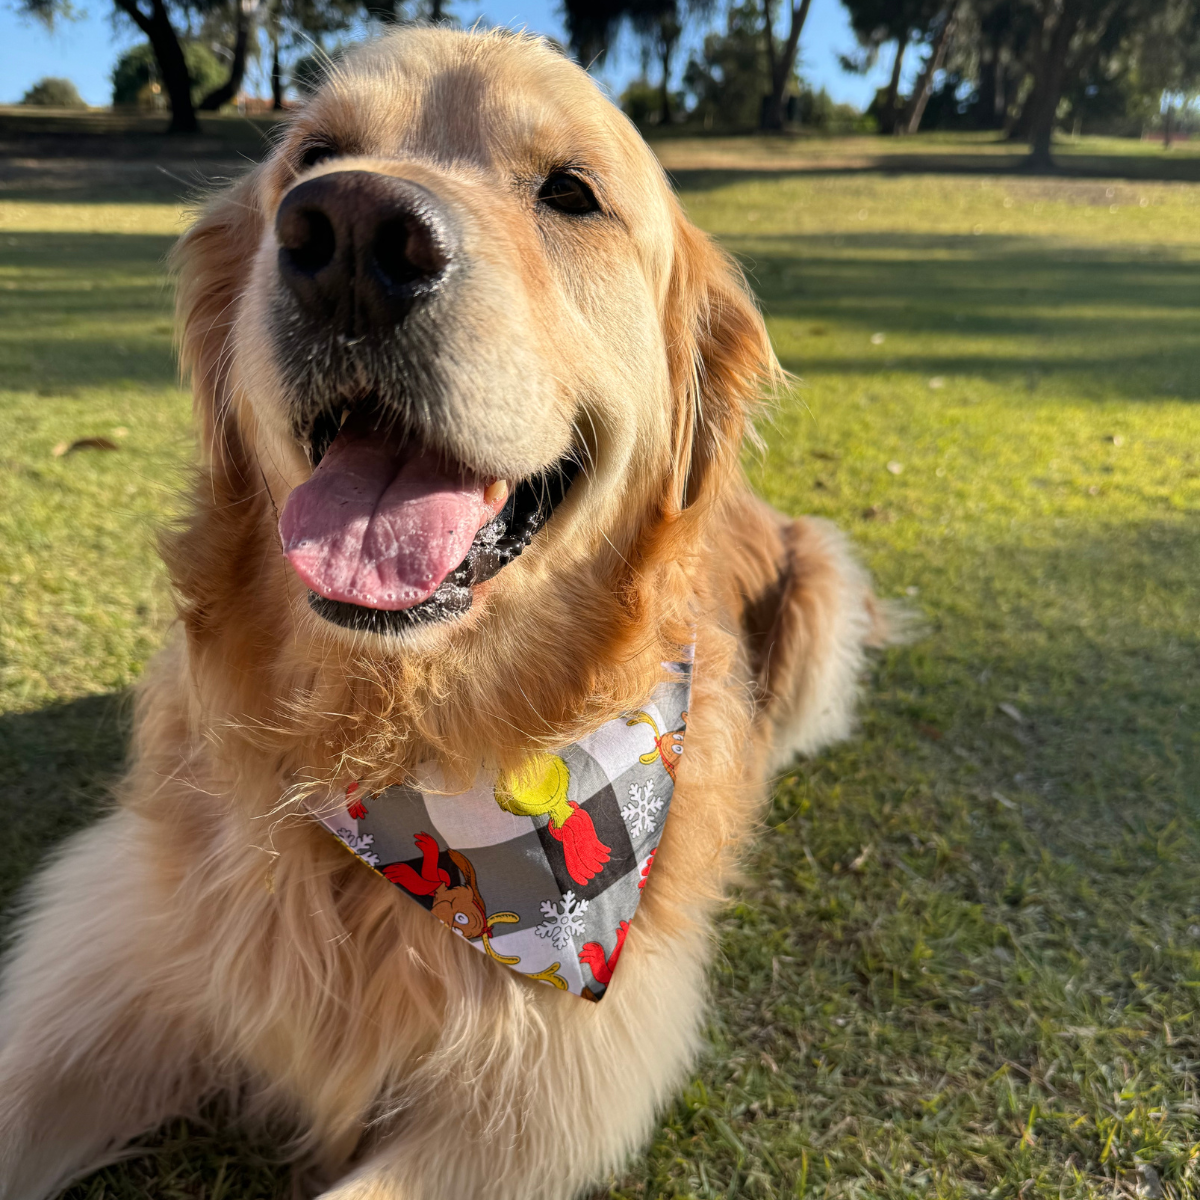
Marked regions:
[278,399,578,634]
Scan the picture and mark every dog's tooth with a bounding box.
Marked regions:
[484,479,509,507]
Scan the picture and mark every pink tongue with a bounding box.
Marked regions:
[279,421,501,611]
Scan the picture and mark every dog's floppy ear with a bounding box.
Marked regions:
[172,169,266,487]
[665,211,779,511]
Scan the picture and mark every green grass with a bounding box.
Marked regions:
[2,141,1200,1198]
[648,130,1200,185]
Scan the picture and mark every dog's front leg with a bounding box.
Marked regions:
[0,810,211,1200]
[311,921,711,1200]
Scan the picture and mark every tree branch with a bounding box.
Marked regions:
[775,0,814,94]
[198,0,251,111]
[111,0,154,36]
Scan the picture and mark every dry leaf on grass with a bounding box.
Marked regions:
[52,437,119,457]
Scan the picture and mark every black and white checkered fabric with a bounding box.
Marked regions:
[309,655,692,1000]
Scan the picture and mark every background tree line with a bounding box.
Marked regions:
[20,0,435,132]
[843,0,1200,157]
[19,0,1200,160]
[586,0,1200,159]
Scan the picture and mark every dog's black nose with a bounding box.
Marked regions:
[276,171,455,329]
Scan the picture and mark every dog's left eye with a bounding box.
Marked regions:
[298,143,339,170]
[538,172,600,216]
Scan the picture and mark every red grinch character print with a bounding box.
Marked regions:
[345,781,368,821]
[625,710,688,782]
[579,921,630,988]
[579,854,655,997]
[638,848,656,889]
[382,833,521,963]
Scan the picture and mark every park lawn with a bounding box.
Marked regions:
[648,131,1200,181]
[1,152,1199,1198]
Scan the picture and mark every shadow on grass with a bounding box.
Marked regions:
[0,160,245,206]
[0,108,281,145]
[0,109,276,205]
[887,517,1200,831]
[0,691,129,917]
[0,231,179,392]
[666,151,1200,193]
[56,1116,293,1200]
[727,232,1200,400]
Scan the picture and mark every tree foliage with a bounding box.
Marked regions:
[291,44,350,95]
[562,0,632,67]
[677,0,866,129]
[20,0,362,131]
[111,40,225,106]
[20,77,87,106]
[683,0,791,126]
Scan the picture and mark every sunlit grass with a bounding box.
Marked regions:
[2,145,1199,1198]
[624,169,1200,1200]
[0,224,188,718]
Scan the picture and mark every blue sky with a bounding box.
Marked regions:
[0,0,902,108]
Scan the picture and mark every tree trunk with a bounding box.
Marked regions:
[976,42,998,128]
[1164,101,1173,147]
[902,0,960,135]
[271,23,284,110]
[995,51,1011,127]
[1002,58,1029,135]
[1009,78,1037,139]
[367,0,402,22]
[761,0,814,130]
[880,29,908,135]
[761,0,777,125]
[430,0,444,21]
[198,0,251,111]
[1026,0,1083,167]
[114,0,198,133]
[657,21,678,125]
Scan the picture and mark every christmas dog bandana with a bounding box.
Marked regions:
[308,656,692,1001]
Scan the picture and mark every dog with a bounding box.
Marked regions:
[0,28,883,1200]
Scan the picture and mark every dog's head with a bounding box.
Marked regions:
[172,29,775,762]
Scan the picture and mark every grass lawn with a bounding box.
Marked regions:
[2,140,1200,1198]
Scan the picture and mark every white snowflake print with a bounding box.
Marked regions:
[535,890,589,950]
[621,780,664,838]
[335,827,380,868]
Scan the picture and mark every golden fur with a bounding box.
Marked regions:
[0,29,882,1200]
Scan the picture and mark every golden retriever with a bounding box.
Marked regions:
[0,28,883,1200]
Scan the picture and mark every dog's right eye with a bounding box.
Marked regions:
[298,143,339,171]
[538,172,600,216]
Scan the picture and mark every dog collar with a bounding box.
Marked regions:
[307,654,692,1001]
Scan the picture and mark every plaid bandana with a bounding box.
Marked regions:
[308,655,692,1000]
